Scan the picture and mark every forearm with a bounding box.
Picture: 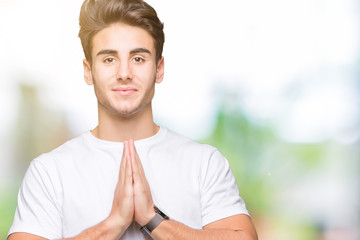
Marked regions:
[151,219,257,240]
[63,217,126,240]
[8,218,127,240]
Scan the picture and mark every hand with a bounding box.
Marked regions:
[108,141,134,231]
[128,140,156,226]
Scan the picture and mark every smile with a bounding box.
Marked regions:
[112,87,137,96]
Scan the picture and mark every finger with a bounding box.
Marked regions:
[118,141,128,184]
[129,140,141,184]
[128,140,143,176]
[132,141,146,177]
[124,141,133,187]
[129,141,152,193]
[130,140,149,187]
[121,141,129,170]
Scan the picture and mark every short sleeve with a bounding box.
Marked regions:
[8,158,62,239]
[200,149,249,227]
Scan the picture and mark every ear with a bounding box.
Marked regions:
[83,59,93,85]
[155,56,164,84]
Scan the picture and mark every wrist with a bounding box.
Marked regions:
[140,206,169,236]
[105,214,130,237]
[141,207,157,226]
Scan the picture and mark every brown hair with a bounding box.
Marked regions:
[78,0,164,64]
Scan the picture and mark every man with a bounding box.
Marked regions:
[8,0,258,239]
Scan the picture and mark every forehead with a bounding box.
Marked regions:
[91,23,155,57]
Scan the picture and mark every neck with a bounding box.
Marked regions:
[92,103,159,142]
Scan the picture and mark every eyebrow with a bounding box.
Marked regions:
[96,49,117,57]
[130,48,151,55]
[96,48,151,57]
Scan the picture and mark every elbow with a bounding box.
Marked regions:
[235,230,258,240]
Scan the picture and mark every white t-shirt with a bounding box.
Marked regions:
[8,127,249,239]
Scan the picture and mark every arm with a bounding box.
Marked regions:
[8,219,124,240]
[8,141,135,240]
[151,214,257,240]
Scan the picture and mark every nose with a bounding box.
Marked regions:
[116,61,132,81]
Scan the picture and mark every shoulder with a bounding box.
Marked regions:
[160,127,226,169]
[32,131,90,167]
[162,127,218,155]
[163,128,232,173]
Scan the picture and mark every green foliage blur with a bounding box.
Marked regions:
[200,104,357,239]
[0,189,18,239]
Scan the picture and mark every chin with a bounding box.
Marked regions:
[113,106,143,117]
[102,100,150,117]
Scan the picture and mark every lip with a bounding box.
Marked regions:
[112,87,137,96]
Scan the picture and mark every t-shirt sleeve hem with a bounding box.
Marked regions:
[8,224,60,240]
[202,207,250,227]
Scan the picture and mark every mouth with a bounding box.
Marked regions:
[112,87,137,96]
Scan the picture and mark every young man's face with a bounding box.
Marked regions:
[83,23,164,117]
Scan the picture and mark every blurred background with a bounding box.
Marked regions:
[0,0,359,239]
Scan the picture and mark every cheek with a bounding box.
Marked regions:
[93,66,116,83]
[135,66,157,83]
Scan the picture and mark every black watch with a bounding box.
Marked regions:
[140,205,169,236]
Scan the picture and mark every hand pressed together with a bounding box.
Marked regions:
[108,140,155,232]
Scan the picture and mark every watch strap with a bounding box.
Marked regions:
[140,206,169,235]
[140,212,164,234]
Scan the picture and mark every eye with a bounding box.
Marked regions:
[104,57,115,63]
[133,57,144,63]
